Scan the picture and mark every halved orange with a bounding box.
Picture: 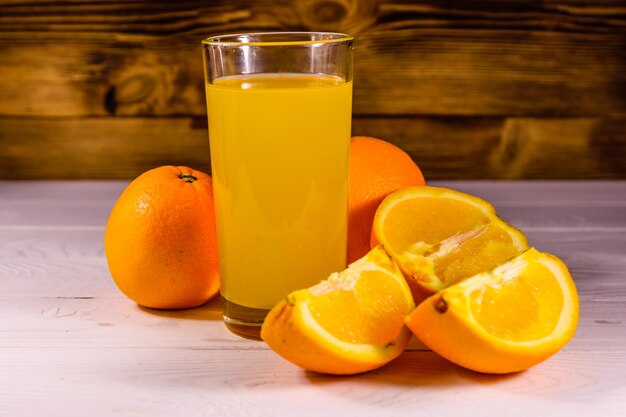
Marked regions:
[371,186,528,303]
[405,248,579,374]
[261,246,415,375]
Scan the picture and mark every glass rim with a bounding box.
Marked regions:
[201,31,353,47]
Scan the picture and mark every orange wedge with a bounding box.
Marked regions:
[261,246,415,375]
[371,186,528,303]
[405,248,579,374]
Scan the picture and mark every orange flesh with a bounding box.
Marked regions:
[307,270,409,345]
[380,194,526,289]
[432,223,522,286]
[470,262,564,341]
[382,198,489,253]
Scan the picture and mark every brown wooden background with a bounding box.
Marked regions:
[1,0,625,179]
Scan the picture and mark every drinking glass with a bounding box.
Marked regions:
[202,32,353,339]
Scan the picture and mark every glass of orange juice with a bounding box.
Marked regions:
[202,32,353,339]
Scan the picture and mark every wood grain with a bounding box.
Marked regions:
[0,0,625,116]
[1,1,626,180]
[4,180,626,203]
[355,117,626,179]
[0,348,622,417]
[2,116,626,179]
[1,181,626,416]
[3,180,626,230]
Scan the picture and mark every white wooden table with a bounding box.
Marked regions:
[1,181,625,417]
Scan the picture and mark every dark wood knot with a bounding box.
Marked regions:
[311,0,348,24]
[295,0,377,33]
[104,85,117,115]
[103,74,157,115]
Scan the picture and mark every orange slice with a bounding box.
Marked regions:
[261,246,415,375]
[405,248,579,374]
[371,186,528,303]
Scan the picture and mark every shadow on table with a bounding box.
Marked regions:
[304,349,521,388]
[136,296,222,321]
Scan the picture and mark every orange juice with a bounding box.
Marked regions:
[206,74,352,310]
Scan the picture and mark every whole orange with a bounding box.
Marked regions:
[104,166,220,309]
[348,136,425,263]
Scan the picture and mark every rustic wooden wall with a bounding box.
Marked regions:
[1,0,625,179]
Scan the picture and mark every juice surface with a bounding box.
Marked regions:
[206,73,352,309]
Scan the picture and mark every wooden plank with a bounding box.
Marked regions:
[0,294,252,350]
[355,117,626,179]
[3,180,626,203]
[1,228,624,291]
[2,117,626,180]
[0,202,112,228]
[0,118,212,179]
[0,1,625,116]
[445,181,626,204]
[0,230,105,259]
[0,180,127,201]
[0,258,115,297]
[0,289,624,415]
[484,118,626,179]
[0,228,626,272]
[2,196,626,231]
[2,181,626,230]
[0,348,622,417]
[2,228,624,311]
[0,181,625,416]
[1,283,623,351]
[2,232,624,294]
